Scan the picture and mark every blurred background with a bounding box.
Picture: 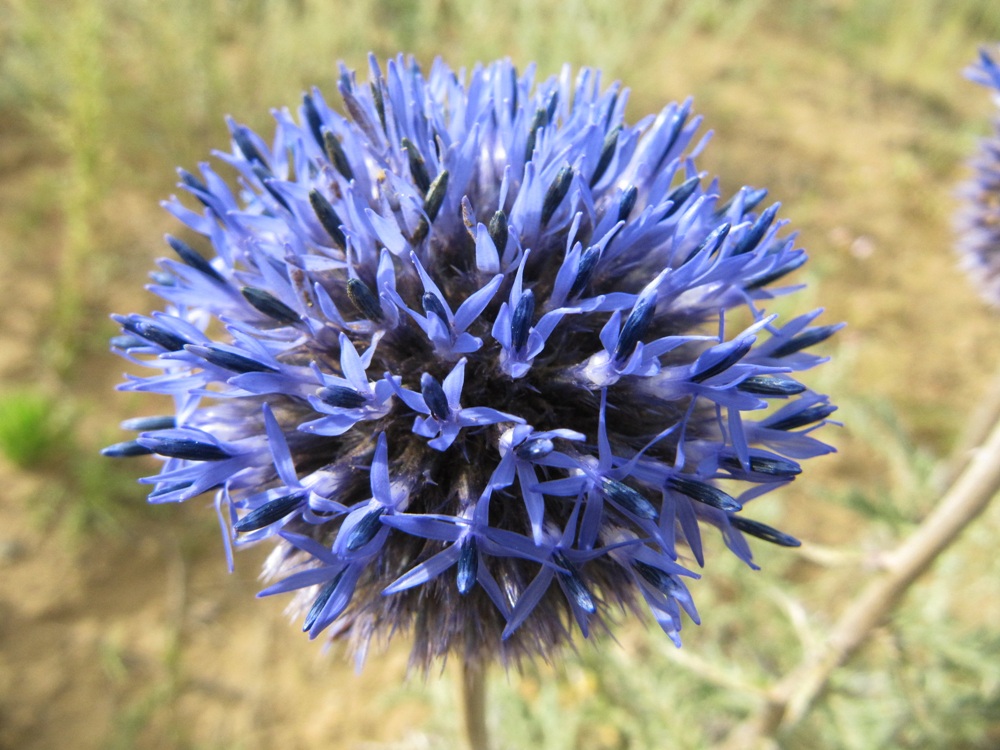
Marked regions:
[1,0,1000,747]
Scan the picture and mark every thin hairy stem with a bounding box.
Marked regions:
[462,659,490,750]
[722,413,1000,749]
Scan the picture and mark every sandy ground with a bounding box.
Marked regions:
[0,470,448,749]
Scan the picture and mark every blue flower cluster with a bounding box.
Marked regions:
[106,55,839,667]
[959,47,1000,306]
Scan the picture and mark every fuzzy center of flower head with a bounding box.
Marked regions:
[107,54,839,668]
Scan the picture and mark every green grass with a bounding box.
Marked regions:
[0,389,65,469]
[0,386,151,533]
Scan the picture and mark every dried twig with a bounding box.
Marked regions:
[664,647,767,697]
[935,369,1000,491]
[721,414,1000,749]
[789,542,875,569]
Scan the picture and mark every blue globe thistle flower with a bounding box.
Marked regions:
[106,55,839,669]
[958,47,1000,306]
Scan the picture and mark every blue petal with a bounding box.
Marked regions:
[382,544,462,594]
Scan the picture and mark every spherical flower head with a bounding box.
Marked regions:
[106,54,840,670]
[958,46,1000,306]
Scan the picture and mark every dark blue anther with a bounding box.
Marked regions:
[613,294,655,363]
[322,131,354,180]
[401,138,431,194]
[660,176,700,220]
[234,492,306,533]
[197,345,278,374]
[421,292,450,327]
[511,289,535,352]
[742,188,769,213]
[317,386,368,409]
[347,278,384,322]
[691,338,753,383]
[730,515,801,547]
[370,81,387,133]
[766,403,837,432]
[545,91,559,125]
[424,170,449,222]
[420,373,451,421]
[731,204,779,256]
[146,437,231,462]
[524,107,547,162]
[488,210,508,254]
[241,286,300,325]
[302,93,326,148]
[633,561,686,598]
[769,325,841,359]
[406,216,431,247]
[178,169,209,199]
[719,454,802,477]
[552,551,596,614]
[603,91,619,128]
[101,440,154,458]
[166,235,226,284]
[346,506,387,551]
[117,316,188,351]
[254,167,292,212]
[541,166,573,226]
[508,66,518,117]
[135,321,189,351]
[716,187,769,219]
[746,254,807,291]
[656,108,688,169]
[617,185,638,222]
[569,245,601,299]
[703,223,732,257]
[303,569,346,631]
[681,223,730,266]
[309,189,347,249]
[232,124,269,170]
[667,476,742,512]
[516,437,554,460]
[121,415,177,431]
[600,477,658,520]
[589,125,621,187]
[737,375,806,396]
[457,537,478,595]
